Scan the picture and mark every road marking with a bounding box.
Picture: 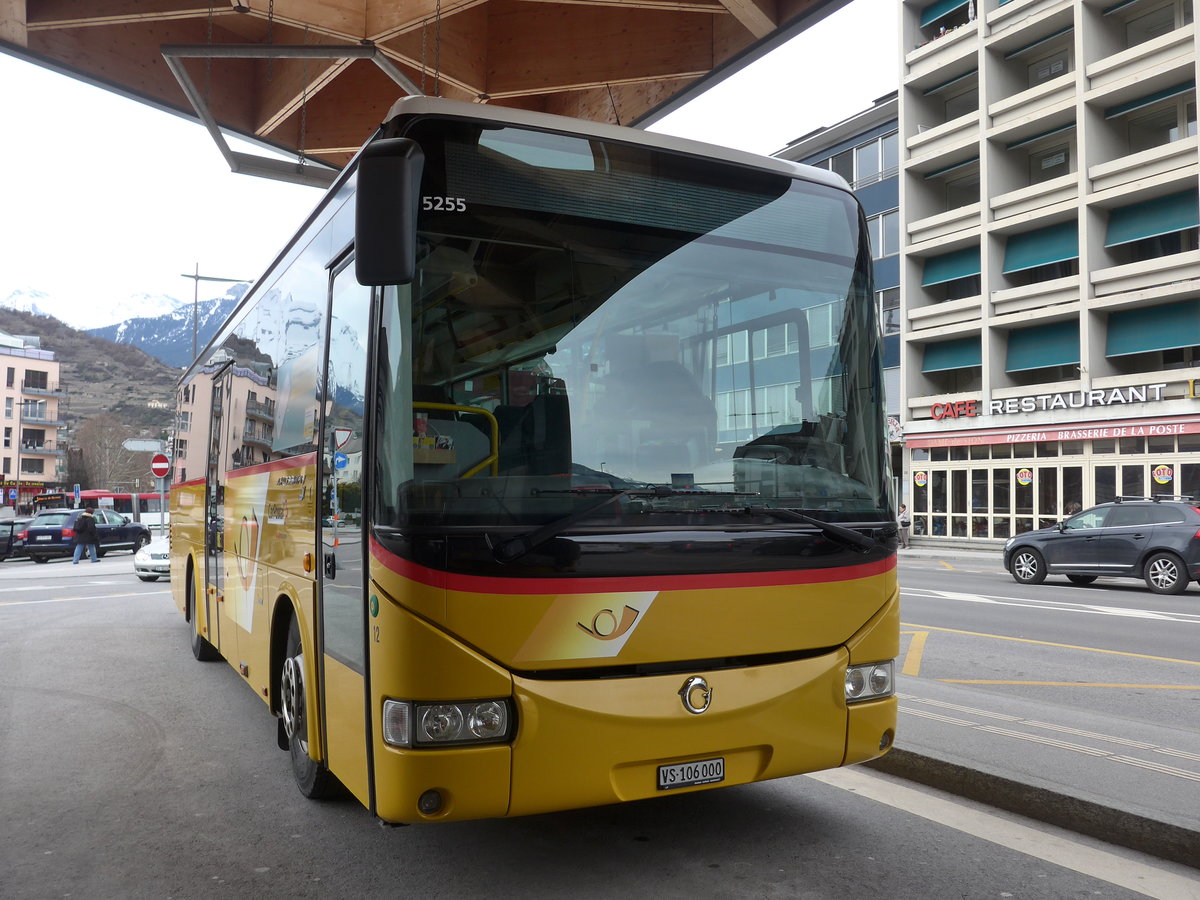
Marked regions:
[903,587,1200,625]
[943,680,1200,689]
[901,622,1200,668]
[900,694,1200,786]
[0,591,164,607]
[809,766,1200,899]
[938,560,954,570]
[901,629,928,677]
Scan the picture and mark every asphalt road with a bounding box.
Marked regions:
[0,553,1198,898]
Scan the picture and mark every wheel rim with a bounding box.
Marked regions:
[1014,553,1038,581]
[1148,557,1179,589]
[281,653,305,746]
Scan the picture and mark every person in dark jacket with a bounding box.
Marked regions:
[72,507,100,563]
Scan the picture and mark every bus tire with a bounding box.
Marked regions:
[282,614,336,799]
[188,569,220,662]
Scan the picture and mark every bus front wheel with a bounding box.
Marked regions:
[187,570,220,662]
[281,614,336,799]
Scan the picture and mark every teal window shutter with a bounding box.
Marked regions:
[1006,321,1079,372]
[923,336,982,372]
[1002,221,1079,274]
[920,0,969,28]
[921,246,980,286]
[1105,191,1200,247]
[1104,82,1194,119]
[1107,300,1200,357]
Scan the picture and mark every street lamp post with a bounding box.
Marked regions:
[180,264,249,361]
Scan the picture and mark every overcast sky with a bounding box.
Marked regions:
[0,0,896,329]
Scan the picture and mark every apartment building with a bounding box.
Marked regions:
[0,330,66,510]
[900,0,1199,541]
[776,93,904,475]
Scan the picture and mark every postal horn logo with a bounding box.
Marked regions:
[577,605,641,641]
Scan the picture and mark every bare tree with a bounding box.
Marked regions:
[76,414,144,490]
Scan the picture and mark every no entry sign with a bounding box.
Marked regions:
[150,453,171,478]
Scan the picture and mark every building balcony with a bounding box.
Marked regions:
[18,440,66,457]
[1085,24,1194,94]
[19,414,66,427]
[985,0,1071,35]
[907,295,984,333]
[988,76,1075,131]
[242,431,273,450]
[1091,249,1200,298]
[990,173,1077,222]
[906,19,978,81]
[245,399,276,420]
[1089,136,1199,194]
[906,113,980,168]
[19,381,66,397]
[908,202,982,245]
[991,276,1080,319]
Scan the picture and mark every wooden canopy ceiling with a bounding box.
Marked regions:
[2,0,838,183]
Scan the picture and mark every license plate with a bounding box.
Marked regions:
[657,757,724,791]
[35,535,51,541]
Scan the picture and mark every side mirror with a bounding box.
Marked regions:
[355,137,424,286]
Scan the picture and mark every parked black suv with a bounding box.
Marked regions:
[1004,496,1200,594]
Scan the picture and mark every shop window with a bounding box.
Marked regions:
[970,445,989,459]
[1121,463,1144,496]
[993,518,1012,539]
[1092,438,1116,454]
[950,446,968,461]
[931,447,949,461]
[1036,442,1059,457]
[1095,465,1116,503]
[1012,442,1035,458]
[1147,435,1175,453]
[1178,434,1200,452]
[993,469,1011,512]
[1119,437,1145,454]
[1061,441,1084,456]
[992,444,1012,459]
[913,447,931,461]
[1180,463,1200,497]
[1063,466,1083,514]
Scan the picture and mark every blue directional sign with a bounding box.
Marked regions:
[333,452,349,469]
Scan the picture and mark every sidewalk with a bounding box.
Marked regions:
[881,543,1200,870]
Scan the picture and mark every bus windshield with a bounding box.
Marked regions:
[374,119,888,534]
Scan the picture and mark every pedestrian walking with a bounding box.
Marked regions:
[897,503,911,549]
[72,507,101,563]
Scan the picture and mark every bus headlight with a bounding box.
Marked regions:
[845,661,894,703]
[382,698,513,747]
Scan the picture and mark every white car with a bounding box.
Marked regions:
[134,535,171,582]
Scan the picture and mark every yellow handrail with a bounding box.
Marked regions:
[414,402,500,477]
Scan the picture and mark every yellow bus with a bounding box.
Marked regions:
[170,97,898,823]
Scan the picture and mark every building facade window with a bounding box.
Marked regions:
[813,131,899,189]
[866,209,901,259]
[878,288,901,335]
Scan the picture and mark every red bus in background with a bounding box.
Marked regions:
[32,490,169,528]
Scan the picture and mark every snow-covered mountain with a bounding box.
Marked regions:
[87,284,247,368]
[1,287,195,330]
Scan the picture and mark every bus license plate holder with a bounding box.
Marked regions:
[657,757,724,791]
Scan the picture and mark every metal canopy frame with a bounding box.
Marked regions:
[161,43,423,189]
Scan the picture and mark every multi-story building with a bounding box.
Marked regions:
[776,93,904,477]
[0,330,66,510]
[899,0,1199,542]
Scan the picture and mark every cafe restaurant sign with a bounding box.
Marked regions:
[932,383,1167,419]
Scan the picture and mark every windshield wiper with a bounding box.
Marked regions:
[491,490,634,563]
[744,507,882,553]
[492,486,758,562]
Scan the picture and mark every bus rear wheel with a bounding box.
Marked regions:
[281,614,336,799]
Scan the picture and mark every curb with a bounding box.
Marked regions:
[864,748,1200,870]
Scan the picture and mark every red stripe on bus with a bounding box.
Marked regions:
[224,452,318,478]
[370,537,895,595]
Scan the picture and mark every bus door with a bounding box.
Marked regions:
[204,362,235,651]
[318,261,373,807]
